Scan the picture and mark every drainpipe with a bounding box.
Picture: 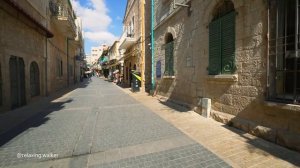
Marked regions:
[151,0,155,91]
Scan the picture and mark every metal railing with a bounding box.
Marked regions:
[49,1,76,32]
[268,34,300,103]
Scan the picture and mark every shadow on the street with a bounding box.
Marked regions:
[0,99,73,147]
[0,78,92,147]
[220,124,300,166]
[159,99,191,112]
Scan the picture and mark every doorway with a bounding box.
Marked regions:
[10,56,26,109]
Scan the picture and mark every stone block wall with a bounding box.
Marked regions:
[154,0,300,151]
[0,0,47,112]
[47,25,68,93]
[123,0,145,87]
[144,0,152,92]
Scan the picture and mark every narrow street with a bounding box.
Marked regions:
[0,77,230,168]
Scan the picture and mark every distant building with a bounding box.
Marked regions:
[85,45,109,69]
[0,0,83,112]
[107,41,122,78]
[91,47,103,65]
[119,0,146,89]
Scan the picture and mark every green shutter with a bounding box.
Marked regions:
[209,19,221,75]
[165,44,169,75]
[221,11,235,74]
[165,41,174,76]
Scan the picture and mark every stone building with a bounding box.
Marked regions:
[0,0,83,112]
[144,0,152,92]
[0,0,52,111]
[120,0,146,89]
[154,0,300,151]
[90,46,103,66]
[107,41,122,78]
[74,17,85,83]
[48,0,79,91]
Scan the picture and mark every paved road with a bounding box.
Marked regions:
[0,77,231,168]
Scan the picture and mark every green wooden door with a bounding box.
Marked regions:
[165,41,174,76]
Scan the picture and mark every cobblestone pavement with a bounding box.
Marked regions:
[0,77,231,168]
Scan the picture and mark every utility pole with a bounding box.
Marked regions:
[151,0,155,91]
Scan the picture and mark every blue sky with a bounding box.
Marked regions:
[72,0,127,54]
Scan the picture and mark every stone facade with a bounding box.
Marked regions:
[0,0,83,112]
[121,0,146,88]
[154,0,300,151]
[47,0,79,92]
[0,0,49,111]
[144,0,152,92]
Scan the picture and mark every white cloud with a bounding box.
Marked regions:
[85,31,118,44]
[71,0,117,45]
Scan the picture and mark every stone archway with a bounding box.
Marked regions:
[10,56,26,109]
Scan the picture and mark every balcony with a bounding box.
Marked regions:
[119,29,136,49]
[74,31,83,46]
[49,1,76,38]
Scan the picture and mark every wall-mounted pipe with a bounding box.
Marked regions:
[151,0,155,91]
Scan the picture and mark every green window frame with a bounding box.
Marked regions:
[165,41,174,76]
[209,11,236,75]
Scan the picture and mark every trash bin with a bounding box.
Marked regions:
[131,71,141,92]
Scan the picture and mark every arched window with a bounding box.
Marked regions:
[30,61,40,97]
[165,33,174,76]
[208,0,235,75]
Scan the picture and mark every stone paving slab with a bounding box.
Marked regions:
[122,88,300,168]
[91,104,185,153]
[89,144,230,168]
[0,78,232,168]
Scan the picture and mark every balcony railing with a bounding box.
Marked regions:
[49,1,76,34]
[119,27,136,49]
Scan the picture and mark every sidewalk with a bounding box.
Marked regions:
[0,80,90,137]
[120,88,300,168]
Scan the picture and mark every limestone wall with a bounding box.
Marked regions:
[123,0,144,87]
[154,0,300,151]
[0,1,47,112]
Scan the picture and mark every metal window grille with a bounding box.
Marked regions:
[268,0,300,104]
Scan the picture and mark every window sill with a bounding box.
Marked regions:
[207,74,238,82]
[265,101,300,112]
[163,76,175,79]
